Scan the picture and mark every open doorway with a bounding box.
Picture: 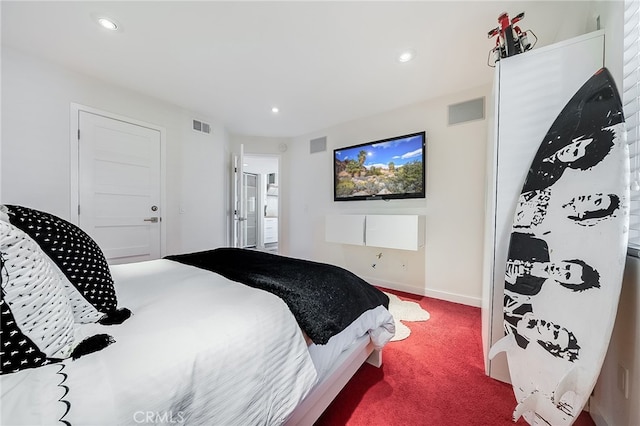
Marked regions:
[243,154,279,253]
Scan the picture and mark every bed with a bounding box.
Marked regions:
[0,205,395,425]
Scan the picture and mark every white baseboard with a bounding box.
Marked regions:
[423,288,482,308]
[588,397,608,426]
[362,276,482,308]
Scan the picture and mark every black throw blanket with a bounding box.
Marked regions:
[166,248,389,345]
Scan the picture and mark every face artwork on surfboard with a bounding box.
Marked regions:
[514,189,622,230]
[503,231,600,362]
[521,72,622,194]
[489,68,630,425]
[504,68,624,363]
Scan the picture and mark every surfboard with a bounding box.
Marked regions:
[489,67,629,425]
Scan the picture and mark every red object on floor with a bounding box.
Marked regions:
[315,289,595,426]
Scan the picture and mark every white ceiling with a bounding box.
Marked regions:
[1,1,597,138]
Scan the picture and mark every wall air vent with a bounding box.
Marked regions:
[193,119,211,134]
[448,97,485,125]
[310,136,327,154]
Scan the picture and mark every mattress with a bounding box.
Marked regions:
[308,305,392,379]
[1,259,394,425]
[2,260,317,425]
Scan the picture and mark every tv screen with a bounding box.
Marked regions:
[333,131,426,201]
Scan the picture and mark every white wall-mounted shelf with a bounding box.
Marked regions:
[325,214,425,251]
[325,214,366,246]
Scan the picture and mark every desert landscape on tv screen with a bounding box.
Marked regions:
[334,134,424,199]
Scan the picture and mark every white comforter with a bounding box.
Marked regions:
[1,260,319,425]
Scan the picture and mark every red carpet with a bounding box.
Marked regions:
[315,289,595,426]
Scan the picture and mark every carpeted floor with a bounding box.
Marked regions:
[315,288,596,426]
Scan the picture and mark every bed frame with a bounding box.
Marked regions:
[285,335,382,425]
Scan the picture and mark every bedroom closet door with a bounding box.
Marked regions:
[77,111,162,264]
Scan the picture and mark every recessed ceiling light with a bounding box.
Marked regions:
[398,49,416,63]
[271,107,279,113]
[96,17,119,31]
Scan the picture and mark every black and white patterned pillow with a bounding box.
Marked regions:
[1,299,54,374]
[1,222,76,374]
[4,205,123,324]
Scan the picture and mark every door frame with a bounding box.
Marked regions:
[69,103,167,257]
[231,145,245,248]
[241,153,280,252]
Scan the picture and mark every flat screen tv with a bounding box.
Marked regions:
[333,131,426,201]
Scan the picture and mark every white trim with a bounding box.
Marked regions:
[69,103,167,258]
[589,397,609,426]
[421,287,482,308]
[362,276,482,308]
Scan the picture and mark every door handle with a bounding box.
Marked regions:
[144,217,159,223]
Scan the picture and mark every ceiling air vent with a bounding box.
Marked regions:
[193,119,211,134]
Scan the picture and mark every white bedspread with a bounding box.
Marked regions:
[308,305,394,379]
[1,259,318,425]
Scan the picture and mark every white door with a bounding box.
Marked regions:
[78,111,162,264]
[244,173,258,247]
[231,145,245,248]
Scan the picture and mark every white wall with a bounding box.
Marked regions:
[286,85,490,306]
[590,1,640,425]
[1,47,229,255]
[591,258,640,426]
